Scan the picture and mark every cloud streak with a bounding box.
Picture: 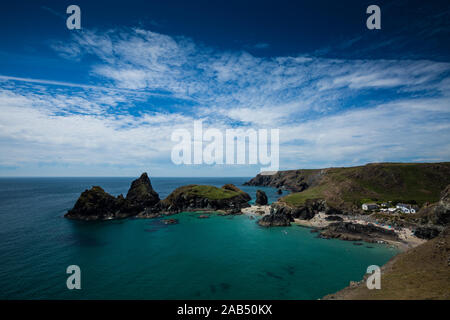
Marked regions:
[0,27,449,176]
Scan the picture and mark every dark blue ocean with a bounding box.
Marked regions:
[0,177,397,299]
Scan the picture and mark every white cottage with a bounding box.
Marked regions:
[396,203,416,214]
[362,203,379,211]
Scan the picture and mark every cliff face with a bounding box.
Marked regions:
[244,169,323,192]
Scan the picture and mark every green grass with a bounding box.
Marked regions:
[166,185,241,201]
[327,163,450,206]
[280,186,325,206]
[187,185,239,200]
[272,163,450,209]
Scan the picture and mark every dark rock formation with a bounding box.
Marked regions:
[320,222,399,243]
[270,199,342,221]
[244,170,321,192]
[65,186,126,220]
[66,174,252,220]
[414,226,440,239]
[257,213,291,227]
[124,173,160,215]
[255,190,268,205]
[66,173,161,220]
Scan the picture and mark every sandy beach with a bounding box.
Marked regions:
[241,205,271,216]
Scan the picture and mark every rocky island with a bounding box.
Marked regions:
[65,173,251,220]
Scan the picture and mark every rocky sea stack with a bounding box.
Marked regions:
[255,190,268,205]
[65,172,160,220]
[65,186,127,220]
[125,172,160,214]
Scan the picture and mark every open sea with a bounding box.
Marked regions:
[0,177,398,299]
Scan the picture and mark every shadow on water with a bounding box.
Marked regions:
[56,234,107,247]
[263,271,284,280]
[209,282,231,294]
[283,265,296,276]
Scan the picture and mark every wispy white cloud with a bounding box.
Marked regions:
[0,27,449,175]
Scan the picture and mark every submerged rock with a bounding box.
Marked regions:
[162,218,178,225]
[255,190,268,205]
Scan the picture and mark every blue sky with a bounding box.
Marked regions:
[0,0,449,176]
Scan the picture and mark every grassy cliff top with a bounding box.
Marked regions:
[280,186,326,206]
[164,184,243,201]
[277,162,450,208]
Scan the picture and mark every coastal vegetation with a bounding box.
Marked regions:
[324,227,450,300]
[246,162,450,211]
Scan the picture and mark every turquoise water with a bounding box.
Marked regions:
[0,177,398,299]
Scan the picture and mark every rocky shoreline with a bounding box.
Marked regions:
[64,168,449,299]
